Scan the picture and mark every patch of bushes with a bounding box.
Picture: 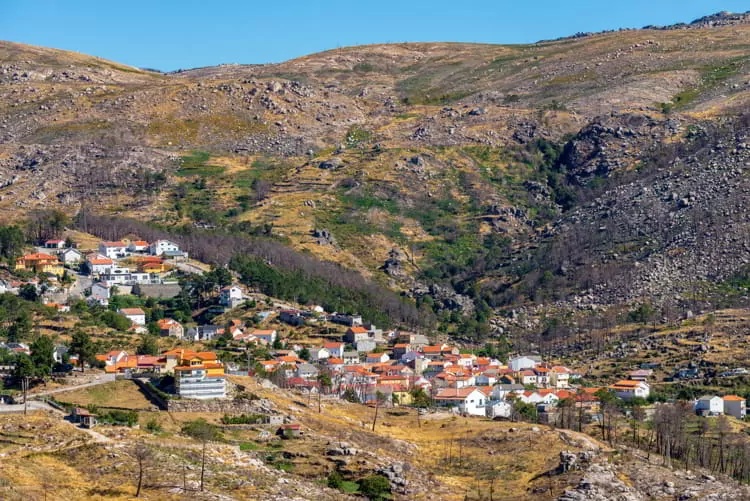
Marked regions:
[221,413,264,425]
[358,474,391,500]
[97,409,138,426]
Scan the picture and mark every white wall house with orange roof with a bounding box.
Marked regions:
[118,308,146,326]
[433,387,488,416]
[549,366,571,389]
[723,395,747,419]
[609,380,650,400]
[99,241,128,259]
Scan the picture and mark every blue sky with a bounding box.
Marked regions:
[1,1,747,71]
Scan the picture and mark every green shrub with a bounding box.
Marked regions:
[221,413,264,425]
[145,418,162,433]
[327,471,344,489]
[358,474,391,500]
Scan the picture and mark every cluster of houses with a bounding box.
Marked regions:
[694,395,747,419]
[96,348,226,399]
[86,239,186,306]
[249,330,597,418]
[6,238,188,308]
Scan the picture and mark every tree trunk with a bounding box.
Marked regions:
[136,466,143,497]
[372,398,379,432]
[200,441,206,492]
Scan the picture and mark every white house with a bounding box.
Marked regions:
[343,351,360,365]
[219,285,243,307]
[509,355,541,372]
[475,374,497,386]
[118,308,146,326]
[365,352,390,364]
[87,255,115,275]
[44,239,65,249]
[127,240,149,253]
[694,395,724,416]
[91,282,112,303]
[491,384,525,401]
[60,248,83,265]
[251,329,277,345]
[356,339,377,353]
[99,241,128,259]
[149,240,180,256]
[609,380,650,400]
[433,387,488,416]
[520,370,538,386]
[309,347,330,362]
[723,396,747,419]
[549,366,571,389]
[486,400,513,419]
[323,342,345,358]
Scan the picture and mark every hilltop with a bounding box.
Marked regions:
[1,12,750,340]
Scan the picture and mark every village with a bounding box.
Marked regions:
[1,235,747,433]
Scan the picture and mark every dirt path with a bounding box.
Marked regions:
[32,374,116,397]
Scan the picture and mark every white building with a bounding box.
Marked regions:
[91,283,112,303]
[323,342,345,358]
[127,240,149,253]
[723,396,747,419]
[60,248,83,265]
[100,267,151,285]
[251,329,277,345]
[87,255,115,275]
[309,347,330,362]
[118,308,146,326]
[149,240,180,256]
[433,387,488,416]
[486,400,513,419]
[175,366,226,399]
[694,395,724,416]
[508,355,541,372]
[549,366,571,389]
[99,241,128,259]
[219,285,243,307]
[609,380,650,400]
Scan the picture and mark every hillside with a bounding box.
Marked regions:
[2,377,749,501]
[2,11,750,336]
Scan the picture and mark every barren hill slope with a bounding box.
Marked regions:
[2,13,750,330]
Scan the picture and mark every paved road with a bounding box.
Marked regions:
[68,273,92,299]
[0,401,59,413]
[175,261,205,275]
[32,374,116,397]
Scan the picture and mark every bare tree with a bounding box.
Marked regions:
[133,441,153,497]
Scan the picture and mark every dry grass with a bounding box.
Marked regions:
[53,380,155,410]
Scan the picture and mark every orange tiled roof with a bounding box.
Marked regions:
[119,308,145,315]
[348,326,368,334]
[19,253,59,261]
[434,387,480,399]
[724,395,746,401]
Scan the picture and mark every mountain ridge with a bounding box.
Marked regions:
[1,13,750,338]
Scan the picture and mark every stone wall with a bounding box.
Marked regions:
[166,397,277,414]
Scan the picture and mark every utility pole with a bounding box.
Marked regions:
[23,377,29,416]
